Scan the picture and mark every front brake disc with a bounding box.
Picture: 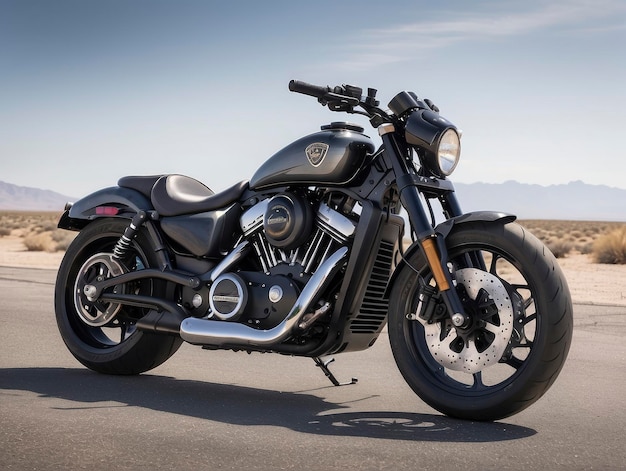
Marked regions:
[420,268,515,374]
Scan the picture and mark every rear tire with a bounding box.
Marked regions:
[388,221,573,420]
[55,218,182,374]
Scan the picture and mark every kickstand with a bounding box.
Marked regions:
[313,356,358,387]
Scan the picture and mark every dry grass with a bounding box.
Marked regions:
[0,211,75,252]
[519,219,626,263]
[592,226,626,264]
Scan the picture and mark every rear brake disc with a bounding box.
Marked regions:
[73,253,126,327]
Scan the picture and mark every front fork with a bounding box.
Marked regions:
[419,236,468,328]
[379,126,469,328]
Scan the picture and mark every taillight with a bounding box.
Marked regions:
[95,206,120,216]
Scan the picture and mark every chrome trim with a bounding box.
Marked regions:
[317,203,355,241]
[240,199,269,236]
[298,301,331,330]
[180,246,348,347]
[378,123,395,136]
[304,230,325,274]
[209,241,250,283]
[209,273,246,321]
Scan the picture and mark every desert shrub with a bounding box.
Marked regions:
[583,228,598,237]
[51,230,76,251]
[0,227,11,237]
[3,220,22,231]
[22,233,56,252]
[578,242,594,255]
[546,239,573,258]
[571,230,583,239]
[34,221,58,233]
[592,226,626,264]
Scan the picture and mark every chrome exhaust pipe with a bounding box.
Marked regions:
[180,246,348,347]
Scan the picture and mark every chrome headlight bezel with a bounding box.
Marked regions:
[404,109,461,178]
[436,128,461,176]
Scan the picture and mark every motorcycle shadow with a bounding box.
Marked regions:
[0,367,536,442]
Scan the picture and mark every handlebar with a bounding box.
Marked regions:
[288,79,442,128]
[290,79,379,107]
[288,80,331,99]
[289,79,384,124]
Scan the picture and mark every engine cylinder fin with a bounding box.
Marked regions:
[304,229,328,274]
[318,239,334,269]
[290,247,300,266]
[278,249,289,263]
[257,232,278,272]
[252,239,269,273]
[268,239,278,266]
[316,219,349,244]
[316,203,355,243]
[300,229,319,272]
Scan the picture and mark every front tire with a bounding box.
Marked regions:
[388,221,573,421]
[55,218,182,374]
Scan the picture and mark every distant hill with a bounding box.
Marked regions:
[0,181,76,212]
[0,179,624,221]
[455,180,625,221]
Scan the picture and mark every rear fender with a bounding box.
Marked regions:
[385,211,516,296]
[57,186,153,231]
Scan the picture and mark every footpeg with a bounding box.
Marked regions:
[313,356,358,386]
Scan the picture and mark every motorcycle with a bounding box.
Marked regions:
[55,80,573,421]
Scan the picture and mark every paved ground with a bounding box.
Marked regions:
[0,266,625,470]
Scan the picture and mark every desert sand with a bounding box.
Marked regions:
[0,235,624,306]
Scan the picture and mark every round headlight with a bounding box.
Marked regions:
[437,128,461,176]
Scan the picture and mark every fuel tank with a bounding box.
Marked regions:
[250,122,375,190]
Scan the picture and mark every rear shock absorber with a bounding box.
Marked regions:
[112,211,147,263]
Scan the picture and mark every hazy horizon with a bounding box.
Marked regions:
[1,178,624,222]
[5,177,626,200]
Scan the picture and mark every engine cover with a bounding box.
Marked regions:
[263,193,313,250]
[209,273,248,321]
[209,271,300,329]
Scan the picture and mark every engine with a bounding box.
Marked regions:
[207,192,357,330]
[241,192,356,277]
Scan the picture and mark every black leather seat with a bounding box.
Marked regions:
[118,175,164,198]
[150,175,249,216]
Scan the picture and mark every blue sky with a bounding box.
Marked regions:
[1,0,625,198]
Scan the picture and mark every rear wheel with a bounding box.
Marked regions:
[388,221,573,420]
[55,218,182,374]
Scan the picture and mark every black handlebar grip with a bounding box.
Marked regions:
[289,80,330,98]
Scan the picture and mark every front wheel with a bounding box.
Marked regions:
[388,221,573,421]
[55,218,182,375]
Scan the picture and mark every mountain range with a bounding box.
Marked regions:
[0,180,624,221]
[0,181,76,212]
[454,180,625,221]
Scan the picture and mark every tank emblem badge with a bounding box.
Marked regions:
[305,143,329,167]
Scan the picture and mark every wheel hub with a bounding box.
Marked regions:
[74,253,126,327]
[421,268,515,373]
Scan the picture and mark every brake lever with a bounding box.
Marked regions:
[319,92,360,111]
[326,92,360,105]
[327,101,354,112]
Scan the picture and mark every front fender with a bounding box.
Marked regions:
[385,211,516,296]
[58,186,153,230]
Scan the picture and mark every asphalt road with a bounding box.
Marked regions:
[1,266,624,470]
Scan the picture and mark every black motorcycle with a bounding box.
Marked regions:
[55,80,573,421]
